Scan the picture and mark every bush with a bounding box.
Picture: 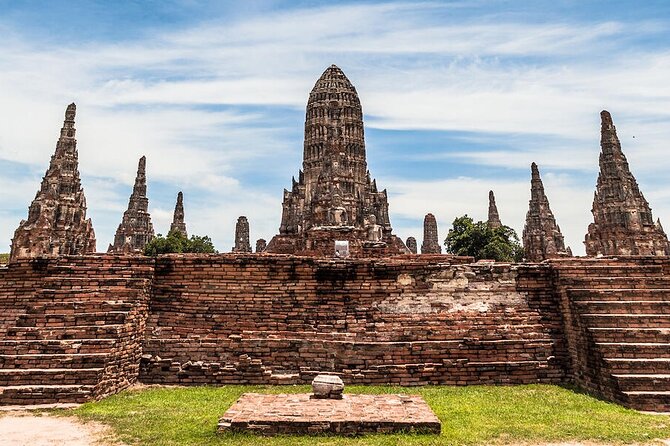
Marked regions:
[144,231,217,256]
[445,215,523,262]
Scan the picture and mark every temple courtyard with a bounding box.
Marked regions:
[1,384,669,446]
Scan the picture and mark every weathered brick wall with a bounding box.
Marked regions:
[0,256,153,403]
[140,255,568,385]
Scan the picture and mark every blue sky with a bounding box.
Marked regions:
[1,0,670,254]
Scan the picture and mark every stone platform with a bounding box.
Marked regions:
[217,393,441,435]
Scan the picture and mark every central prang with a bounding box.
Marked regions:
[266,65,409,257]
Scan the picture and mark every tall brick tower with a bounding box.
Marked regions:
[584,111,669,256]
[487,191,502,229]
[10,103,96,261]
[169,191,187,237]
[523,163,571,262]
[266,65,407,256]
[108,156,155,254]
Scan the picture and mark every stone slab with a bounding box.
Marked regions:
[217,393,441,435]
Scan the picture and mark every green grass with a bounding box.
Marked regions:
[0,253,8,264]
[70,384,670,446]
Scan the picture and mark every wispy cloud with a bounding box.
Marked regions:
[1,2,669,253]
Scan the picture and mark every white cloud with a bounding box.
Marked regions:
[1,3,670,252]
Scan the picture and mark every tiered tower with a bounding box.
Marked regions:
[10,103,96,261]
[584,111,669,256]
[523,163,571,262]
[233,216,252,253]
[266,65,407,256]
[108,156,155,254]
[487,191,502,229]
[421,213,442,254]
[170,191,187,237]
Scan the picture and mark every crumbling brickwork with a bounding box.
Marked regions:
[585,111,669,256]
[266,66,407,256]
[108,157,155,254]
[169,191,187,237]
[10,104,96,261]
[233,216,252,253]
[487,191,502,228]
[421,213,441,254]
[523,163,571,262]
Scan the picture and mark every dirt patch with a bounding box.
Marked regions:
[0,412,120,446]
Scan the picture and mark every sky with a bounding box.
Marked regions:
[1,0,669,255]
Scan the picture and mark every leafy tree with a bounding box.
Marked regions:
[444,215,523,262]
[144,230,217,256]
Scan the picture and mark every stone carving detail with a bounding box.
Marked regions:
[406,237,417,254]
[585,111,669,256]
[233,216,252,253]
[421,213,442,254]
[10,103,96,261]
[487,190,502,229]
[255,239,267,253]
[108,156,155,254]
[523,163,571,262]
[169,191,187,237]
[265,65,407,256]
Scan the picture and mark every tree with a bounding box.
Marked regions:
[144,230,217,256]
[444,215,523,262]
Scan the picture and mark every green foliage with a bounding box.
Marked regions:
[445,215,523,262]
[0,253,8,264]
[144,230,217,256]
[69,384,670,446]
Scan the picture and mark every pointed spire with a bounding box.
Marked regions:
[421,213,442,254]
[108,156,154,254]
[523,163,569,262]
[10,103,96,261]
[232,216,252,253]
[585,111,669,256]
[169,191,187,237]
[487,190,502,229]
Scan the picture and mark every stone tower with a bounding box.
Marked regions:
[406,236,417,254]
[487,190,502,229]
[170,191,187,237]
[266,65,407,256]
[233,216,252,253]
[523,163,571,262]
[256,238,267,253]
[421,213,442,254]
[585,111,669,256]
[10,103,96,261]
[108,156,155,254]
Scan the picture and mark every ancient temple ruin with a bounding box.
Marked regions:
[265,65,408,257]
[487,190,502,229]
[421,213,442,254]
[585,111,669,256]
[255,239,267,253]
[108,156,155,254]
[232,216,252,253]
[523,163,571,262]
[406,236,417,254]
[170,191,187,237]
[10,103,96,261]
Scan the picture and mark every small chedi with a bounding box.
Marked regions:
[108,156,155,254]
[255,238,266,253]
[232,216,252,253]
[406,236,417,254]
[265,65,408,257]
[421,213,441,254]
[585,111,669,256]
[10,103,96,261]
[487,190,502,228]
[523,163,571,262]
[169,191,187,237]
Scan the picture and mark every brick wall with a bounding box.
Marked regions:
[140,254,568,385]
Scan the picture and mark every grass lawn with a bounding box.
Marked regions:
[70,384,670,446]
